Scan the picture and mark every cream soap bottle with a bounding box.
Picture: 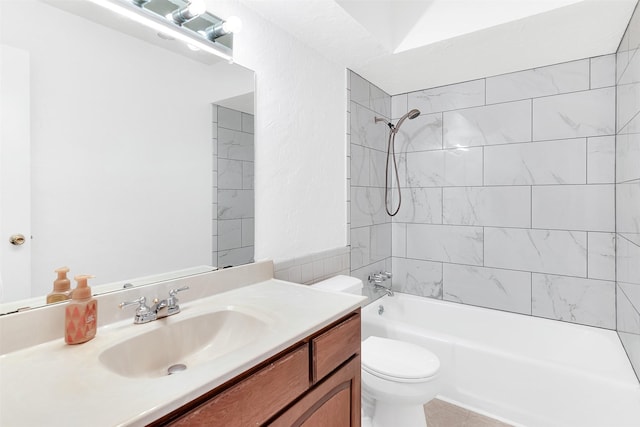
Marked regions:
[46,266,72,304]
[65,275,98,345]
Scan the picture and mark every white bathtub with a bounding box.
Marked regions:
[361,293,640,427]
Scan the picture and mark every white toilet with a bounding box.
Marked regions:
[311,276,441,427]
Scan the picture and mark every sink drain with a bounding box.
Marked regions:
[167,364,187,375]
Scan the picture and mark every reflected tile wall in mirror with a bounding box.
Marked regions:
[214,106,255,267]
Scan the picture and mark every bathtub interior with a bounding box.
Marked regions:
[361,292,640,427]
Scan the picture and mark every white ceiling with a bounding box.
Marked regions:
[240,0,638,95]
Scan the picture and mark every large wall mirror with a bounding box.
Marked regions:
[0,0,255,314]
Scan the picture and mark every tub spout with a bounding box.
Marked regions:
[374,283,394,297]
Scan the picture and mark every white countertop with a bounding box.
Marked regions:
[0,279,365,427]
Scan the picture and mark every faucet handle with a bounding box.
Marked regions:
[119,296,156,324]
[169,286,189,297]
[382,271,392,279]
[166,286,189,315]
[119,296,148,310]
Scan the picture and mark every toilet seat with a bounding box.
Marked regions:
[362,336,440,383]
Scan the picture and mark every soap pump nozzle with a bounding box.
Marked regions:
[72,275,95,300]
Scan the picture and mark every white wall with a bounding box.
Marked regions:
[211,1,348,262]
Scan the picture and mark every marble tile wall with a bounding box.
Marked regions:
[214,106,255,268]
[617,2,640,380]
[389,55,617,329]
[348,71,393,298]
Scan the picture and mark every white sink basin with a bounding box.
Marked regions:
[99,308,268,378]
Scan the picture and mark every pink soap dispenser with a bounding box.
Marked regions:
[65,275,98,345]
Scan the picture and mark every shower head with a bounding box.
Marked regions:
[407,109,420,119]
[393,108,421,133]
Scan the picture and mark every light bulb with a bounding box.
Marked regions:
[167,0,207,24]
[186,0,206,16]
[222,16,242,34]
[200,16,243,41]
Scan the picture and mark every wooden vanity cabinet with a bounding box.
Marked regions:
[153,309,361,427]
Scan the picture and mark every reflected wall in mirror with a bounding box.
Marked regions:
[0,0,255,314]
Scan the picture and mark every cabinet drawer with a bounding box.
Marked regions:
[311,312,361,383]
[168,344,310,426]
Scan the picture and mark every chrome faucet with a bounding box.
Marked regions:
[120,286,189,324]
[368,271,394,296]
[119,296,156,324]
[374,283,394,297]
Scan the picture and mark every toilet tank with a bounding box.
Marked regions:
[311,275,363,295]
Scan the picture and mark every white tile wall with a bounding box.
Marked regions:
[486,59,589,104]
[484,139,586,185]
[217,190,254,220]
[617,234,640,285]
[391,94,408,120]
[617,180,640,235]
[532,87,615,140]
[218,128,254,161]
[351,101,388,152]
[402,147,484,187]
[394,187,443,224]
[218,159,243,189]
[349,54,619,329]
[617,81,640,132]
[408,79,485,114]
[443,186,531,228]
[395,113,443,152]
[532,274,615,328]
[218,219,242,250]
[392,223,407,257]
[351,186,388,227]
[590,55,616,89]
[348,70,392,296]
[218,106,243,131]
[484,227,587,277]
[443,100,531,148]
[350,226,371,271]
[586,136,615,184]
[531,185,615,232]
[617,9,640,378]
[617,287,640,334]
[587,232,616,281]
[443,264,531,314]
[619,283,640,323]
[616,132,640,183]
[406,224,484,266]
[392,257,443,298]
[214,106,254,268]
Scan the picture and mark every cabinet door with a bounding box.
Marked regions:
[269,355,361,427]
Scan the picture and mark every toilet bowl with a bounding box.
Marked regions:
[311,275,442,427]
[362,336,440,427]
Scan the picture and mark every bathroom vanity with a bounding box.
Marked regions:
[155,310,361,426]
[0,261,365,426]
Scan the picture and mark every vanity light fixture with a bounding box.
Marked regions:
[88,0,234,62]
[167,0,206,25]
[200,16,242,41]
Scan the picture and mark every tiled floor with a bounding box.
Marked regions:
[424,399,514,427]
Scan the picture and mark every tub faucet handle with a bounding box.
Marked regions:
[368,273,384,284]
[382,271,392,279]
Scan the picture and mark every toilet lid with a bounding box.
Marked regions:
[361,336,440,381]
